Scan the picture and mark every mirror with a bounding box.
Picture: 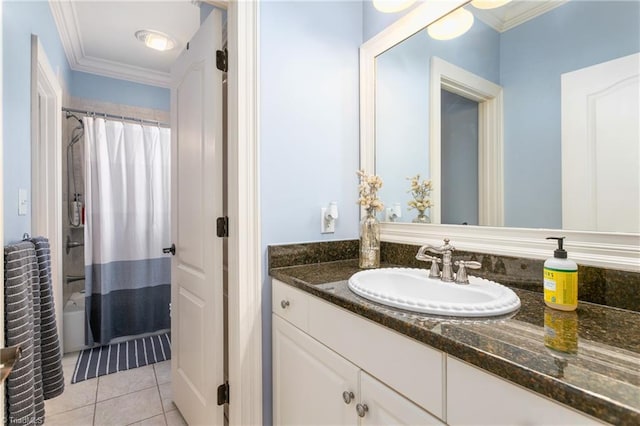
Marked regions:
[372,0,639,233]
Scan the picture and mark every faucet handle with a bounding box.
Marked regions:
[454,260,481,284]
[416,252,442,278]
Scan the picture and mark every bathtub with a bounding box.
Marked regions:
[63,291,88,353]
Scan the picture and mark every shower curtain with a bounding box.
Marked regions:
[83,117,171,345]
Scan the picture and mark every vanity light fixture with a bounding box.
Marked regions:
[135,30,176,52]
[427,7,474,41]
[470,0,512,10]
[373,0,417,14]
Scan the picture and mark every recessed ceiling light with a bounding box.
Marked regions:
[373,0,417,14]
[135,30,176,52]
[427,8,474,41]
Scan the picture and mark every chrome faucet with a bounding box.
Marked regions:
[416,238,481,284]
[434,238,456,282]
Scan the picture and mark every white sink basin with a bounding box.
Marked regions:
[348,268,521,317]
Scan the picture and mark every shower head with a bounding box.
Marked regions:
[65,111,84,128]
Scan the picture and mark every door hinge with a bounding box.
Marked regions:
[216,216,229,238]
[217,382,229,405]
[216,49,228,72]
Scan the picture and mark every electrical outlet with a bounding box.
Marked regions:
[321,207,335,233]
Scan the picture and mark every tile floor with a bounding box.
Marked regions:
[44,351,187,425]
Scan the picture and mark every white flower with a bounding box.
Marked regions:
[406,174,433,212]
[357,169,384,213]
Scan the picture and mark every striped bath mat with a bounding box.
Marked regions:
[71,332,171,383]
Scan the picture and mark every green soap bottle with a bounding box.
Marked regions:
[543,237,578,311]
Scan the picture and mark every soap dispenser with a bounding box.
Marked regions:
[544,237,578,311]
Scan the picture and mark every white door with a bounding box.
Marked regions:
[273,315,359,426]
[561,53,640,233]
[359,372,443,426]
[170,9,224,425]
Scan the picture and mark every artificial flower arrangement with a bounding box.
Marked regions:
[357,169,384,214]
[356,169,384,268]
[407,174,433,222]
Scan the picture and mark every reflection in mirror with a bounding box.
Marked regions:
[375,0,639,233]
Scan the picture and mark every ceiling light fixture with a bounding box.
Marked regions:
[427,8,474,41]
[373,0,417,14]
[135,30,176,52]
[470,0,512,10]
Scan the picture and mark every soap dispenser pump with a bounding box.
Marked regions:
[544,237,578,311]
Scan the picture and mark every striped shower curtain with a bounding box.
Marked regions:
[83,117,171,345]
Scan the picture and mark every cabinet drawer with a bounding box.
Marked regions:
[272,279,309,331]
[308,295,445,420]
[447,356,603,425]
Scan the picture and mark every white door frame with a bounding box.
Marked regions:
[30,35,64,350]
[0,0,5,418]
[429,57,504,227]
[227,1,263,425]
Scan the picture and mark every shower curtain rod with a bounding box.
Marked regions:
[62,107,170,128]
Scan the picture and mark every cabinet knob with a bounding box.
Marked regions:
[356,403,369,418]
[280,300,290,309]
[342,391,354,404]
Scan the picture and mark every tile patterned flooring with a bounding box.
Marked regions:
[44,352,187,425]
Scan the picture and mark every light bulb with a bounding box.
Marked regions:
[135,30,176,52]
[373,0,417,14]
[471,0,512,10]
[427,8,474,41]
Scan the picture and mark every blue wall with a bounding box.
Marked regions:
[2,0,72,243]
[501,0,640,228]
[70,71,170,111]
[260,1,362,423]
[2,0,170,243]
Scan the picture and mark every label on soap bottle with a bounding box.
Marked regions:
[544,268,577,306]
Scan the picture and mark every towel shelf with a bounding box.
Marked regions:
[65,235,84,255]
[65,275,85,284]
[1,346,22,384]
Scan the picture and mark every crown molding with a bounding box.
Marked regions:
[48,0,170,88]
[473,0,569,33]
[73,55,171,88]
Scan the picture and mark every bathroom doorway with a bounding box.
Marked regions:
[441,89,479,225]
[429,56,504,226]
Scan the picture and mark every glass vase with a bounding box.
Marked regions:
[412,209,431,224]
[359,210,380,269]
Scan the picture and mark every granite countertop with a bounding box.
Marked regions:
[270,259,640,425]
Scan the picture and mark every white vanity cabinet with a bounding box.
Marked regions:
[272,279,444,425]
[446,356,603,425]
[273,314,358,425]
[272,279,603,425]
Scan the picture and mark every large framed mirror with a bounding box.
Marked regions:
[360,0,639,271]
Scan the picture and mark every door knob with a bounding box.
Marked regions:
[356,403,369,418]
[342,391,354,404]
[280,300,290,309]
[162,244,176,256]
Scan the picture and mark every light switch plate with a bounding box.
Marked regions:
[18,189,28,216]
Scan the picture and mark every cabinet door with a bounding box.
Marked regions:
[359,372,444,426]
[273,315,359,426]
